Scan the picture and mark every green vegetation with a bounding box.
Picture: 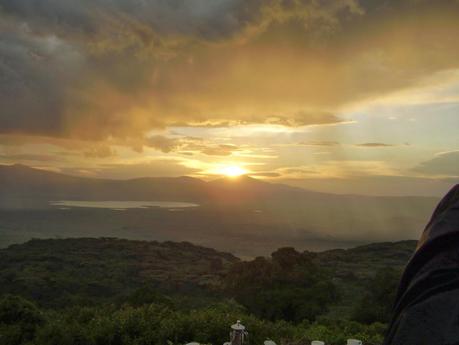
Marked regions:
[0,295,387,345]
[313,241,414,320]
[0,238,415,344]
[226,248,338,322]
[351,268,402,324]
[0,238,237,308]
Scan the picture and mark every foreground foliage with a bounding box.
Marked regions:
[0,239,411,344]
[0,295,386,345]
[226,248,338,322]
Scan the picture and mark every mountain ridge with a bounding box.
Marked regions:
[0,163,438,257]
[0,163,439,200]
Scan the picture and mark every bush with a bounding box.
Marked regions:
[352,268,401,324]
[0,294,44,345]
[0,295,388,345]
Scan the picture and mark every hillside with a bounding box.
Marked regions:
[315,240,416,280]
[0,164,438,256]
[0,238,415,344]
[0,238,238,307]
[0,164,438,206]
[0,164,208,207]
[0,238,415,312]
[314,240,417,318]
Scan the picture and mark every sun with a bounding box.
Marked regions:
[206,163,250,178]
[219,165,248,178]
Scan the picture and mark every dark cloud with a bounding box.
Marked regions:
[171,112,347,128]
[0,23,161,139]
[0,0,361,44]
[265,112,348,127]
[0,0,362,140]
[355,143,394,147]
[2,0,459,141]
[95,160,199,179]
[0,153,59,162]
[200,144,238,156]
[0,25,83,136]
[413,151,459,176]
[146,135,239,156]
[299,140,341,147]
[249,172,281,178]
[147,135,182,153]
[283,167,318,174]
[83,146,117,158]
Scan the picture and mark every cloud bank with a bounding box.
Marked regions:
[2,0,459,141]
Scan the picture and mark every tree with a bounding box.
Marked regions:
[0,295,44,345]
[352,267,401,324]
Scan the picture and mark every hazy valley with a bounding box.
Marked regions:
[0,164,437,257]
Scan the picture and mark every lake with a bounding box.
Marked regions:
[49,200,199,210]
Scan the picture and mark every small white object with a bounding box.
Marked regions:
[311,341,325,345]
[186,343,200,345]
[264,340,277,345]
[347,340,362,345]
[231,320,245,331]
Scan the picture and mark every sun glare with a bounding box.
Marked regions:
[219,165,248,178]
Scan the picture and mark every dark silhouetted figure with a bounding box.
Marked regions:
[384,185,459,345]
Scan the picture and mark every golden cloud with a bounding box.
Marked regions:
[1,0,459,142]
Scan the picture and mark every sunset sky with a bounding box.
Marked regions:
[1,0,458,196]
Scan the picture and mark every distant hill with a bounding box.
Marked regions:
[0,164,207,206]
[0,163,437,205]
[0,164,336,204]
[0,164,438,256]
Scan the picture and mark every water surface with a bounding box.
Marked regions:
[49,200,199,210]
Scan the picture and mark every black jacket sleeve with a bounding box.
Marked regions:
[384,185,459,345]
